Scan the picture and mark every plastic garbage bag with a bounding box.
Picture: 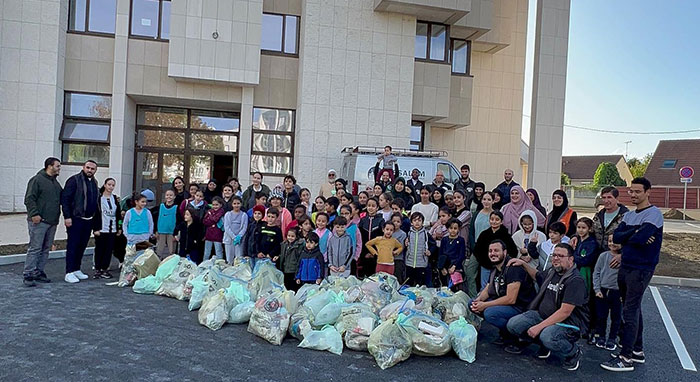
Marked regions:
[398,310,451,356]
[336,303,377,337]
[313,292,347,326]
[198,289,230,330]
[379,298,415,321]
[156,257,198,300]
[367,318,413,369]
[298,325,344,355]
[433,291,481,328]
[187,274,210,311]
[226,280,254,323]
[229,301,254,324]
[401,286,436,314]
[360,279,397,314]
[326,275,361,293]
[118,245,140,287]
[132,248,160,279]
[303,290,338,317]
[132,255,181,294]
[248,259,285,300]
[247,290,291,345]
[296,283,321,306]
[227,257,253,282]
[368,272,400,291]
[449,317,478,363]
[343,285,364,303]
[289,306,314,341]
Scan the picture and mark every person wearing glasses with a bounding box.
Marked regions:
[504,243,589,372]
[319,169,337,198]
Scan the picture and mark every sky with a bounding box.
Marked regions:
[522,0,700,160]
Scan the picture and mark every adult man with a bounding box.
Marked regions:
[406,168,423,202]
[61,160,99,283]
[506,243,588,371]
[319,169,337,198]
[242,172,270,210]
[592,186,628,251]
[496,169,519,205]
[470,240,536,345]
[281,175,300,214]
[454,164,477,207]
[601,177,663,372]
[22,157,63,287]
[428,170,452,193]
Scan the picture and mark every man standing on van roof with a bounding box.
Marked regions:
[496,169,519,205]
[454,164,477,207]
[319,169,336,198]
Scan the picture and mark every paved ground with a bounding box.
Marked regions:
[1,258,698,382]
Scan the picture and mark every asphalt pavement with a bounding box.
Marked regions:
[1,258,698,382]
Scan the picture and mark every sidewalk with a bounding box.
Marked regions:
[0,214,68,246]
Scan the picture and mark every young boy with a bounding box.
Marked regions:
[203,196,226,261]
[430,207,451,248]
[438,219,466,291]
[324,196,340,225]
[326,217,354,277]
[152,189,178,259]
[247,192,268,219]
[592,235,622,351]
[365,222,403,275]
[404,212,431,286]
[296,232,325,285]
[390,213,407,283]
[223,196,248,263]
[244,205,265,261]
[511,211,546,267]
[280,227,305,291]
[255,207,283,267]
[527,221,570,271]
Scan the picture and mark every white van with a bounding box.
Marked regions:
[340,146,462,194]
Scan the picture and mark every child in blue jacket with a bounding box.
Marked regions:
[295,232,324,285]
[572,217,600,293]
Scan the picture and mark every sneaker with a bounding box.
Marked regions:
[492,336,507,346]
[73,270,89,280]
[596,338,607,349]
[563,347,582,371]
[100,271,113,279]
[588,334,598,345]
[601,355,634,372]
[504,344,524,355]
[611,349,645,363]
[605,340,618,351]
[93,270,103,279]
[536,347,551,359]
[65,273,80,283]
[34,272,51,283]
[23,277,36,287]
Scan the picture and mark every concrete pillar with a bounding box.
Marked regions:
[527,0,570,202]
[237,87,254,187]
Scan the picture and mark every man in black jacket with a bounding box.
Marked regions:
[61,160,99,283]
[406,168,423,203]
[23,157,63,287]
[454,164,477,207]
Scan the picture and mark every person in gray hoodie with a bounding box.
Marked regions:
[592,235,622,350]
[404,212,431,286]
[326,217,353,278]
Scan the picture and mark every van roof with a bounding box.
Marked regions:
[341,146,448,158]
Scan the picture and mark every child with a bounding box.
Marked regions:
[174,209,204,263]
[296,232,324,285]
[286,204,308,233]
[339,193,353,209]
[254,207,283,266]
[572,217,599,291]
[438,219,466,291]
[327,217,354,277]
[324,197,340,224]
[375,145,398,182]
[410,186,439,228]
[314,212,331,262]
[358,198,384,278]
[178,183,200,219]
[391,199,411,233]
[311,196,326,224]
[186,189,207,221]
[340,204,362,267]
[243,205,265,261]
[592,235,622,351]
[430,207,451,248]
[152,189,178,259]
[511,210,546,267]
[268,188,292,237]
[390,213,407,282]
[280,227,305,291]
[527,221,570,271]
[404,212,431,286]
[444,190,455,211]
[298,215,314,240]
[123,192,154,246]
[378,192,394,222]
[203,196,226,261]
[223,196,248,263]
[365,222,403,275]
[247,192,268,219]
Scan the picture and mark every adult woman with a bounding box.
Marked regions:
[203,179,219,203]
[228,177,243,198]
[491,189,505,210]
[501,185,546,234]
[470,182,485,216]
[92,178,121,279]
[372,184,384,198]
[221,184,235,212]
[473,211,517,289]
[526,188,547,218]
[335,179,348,194]
[545,190,578,237]
[357,191,370,213]
[465,191,494,297]
[172,176,189,207]
[242,171,270,210]
[391,177,414,209]
[431,188,445,208]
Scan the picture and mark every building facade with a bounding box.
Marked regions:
[0,0,570,212]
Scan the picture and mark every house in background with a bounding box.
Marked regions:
[645,139,700,187]
[561,155,633,186]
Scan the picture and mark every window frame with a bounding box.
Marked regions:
[250,107,296,176]
[68,0,117,37]
[260,12,300,57]
[410,121,425,151]
[661,159,677,169]
[415,21,450,64]
[129,0,171,42]
[450,38,472,76]
[61,91,112,166]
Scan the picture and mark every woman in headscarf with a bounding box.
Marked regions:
[203,179,219,203]
[491,188,505,210]
[526,188,547,218]
[500,185,546,234]
[430,187,446,208]
[469,182,485,216]
[544,189,577,237]
[391,177,414,209]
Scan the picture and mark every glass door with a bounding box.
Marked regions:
[135,151,185,201]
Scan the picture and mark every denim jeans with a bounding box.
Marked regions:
[23,220,58,278]
[507,310,580,357]
[618,266,653,357]
[469,298,523,330]
[204,241,224,261]
[480,266,491,289]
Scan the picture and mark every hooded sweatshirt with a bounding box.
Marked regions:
[405,226,430,269]
[527,235,571,271]
[296,246,325,282]
[327,232,354,276]
[223,209,248,245]
[512,210,547,265]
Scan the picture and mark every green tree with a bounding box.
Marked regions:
[627,153,652,178]
[593,162,626,186]
[561,173,571,186]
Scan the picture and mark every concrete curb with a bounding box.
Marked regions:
[651,275,700,289]
[0,247,94,266]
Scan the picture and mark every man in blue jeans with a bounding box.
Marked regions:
[505,243,589,371]
[469,240,536,345]
[601,177,663,372]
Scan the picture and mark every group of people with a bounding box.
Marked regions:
[23,149,663,373]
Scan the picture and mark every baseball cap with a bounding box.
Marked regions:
[141,189,155,202]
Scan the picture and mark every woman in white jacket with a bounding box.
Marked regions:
[511,210,546,267]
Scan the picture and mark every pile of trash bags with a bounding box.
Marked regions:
[130,258,482,369]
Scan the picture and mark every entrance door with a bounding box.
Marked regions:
[188,154,235,188]
[135,151,185,201]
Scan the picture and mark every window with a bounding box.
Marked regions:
[410,121,424,151]
[251,108,295,175]
[451,39,471,75]
[415,22,449,63]
[661,159,677,169]
[61,92,112,166]
[131,0,171,40]
[261,13,299,55]
[69,0,117,35]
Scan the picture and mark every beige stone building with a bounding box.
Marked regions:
[0,0,570,211]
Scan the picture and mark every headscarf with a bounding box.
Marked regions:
[501,185,546,234]
[203,179,219,203]
[526,188,547,217]
[491,188,505,210]
[549,189,569,223]
[391,177,413,206]
[430,187,445,208]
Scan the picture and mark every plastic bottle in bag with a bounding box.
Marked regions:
[367,318,412,369]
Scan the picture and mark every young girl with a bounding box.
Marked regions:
[444,191,455,211]
[311,196,326,224]
[203,179,219,203]
[186,189,207,221]
[528,221,570,271]
[300,188,312,216]
[92,178,121,279]
[439,219,466,291]
[223,196,248,263]
[378,192,393,222]
[228,177,243,198]
[178,183,200,219]
[221,184,235,212]
[390,213,407,283]
[430,207,451,248]
[372,184,384,198]
[243,205,266,261]
[365,223,403,275]
[572,217,599,293]
[431,188,445,208]
[152,189,178,259]
[314,212,331,263]
[298,215,314,240]
[174,209,204,263]
[473,211,518,289]
[410,186,439,228]
[279,227,305,291]
[203,196,226,261]
[357,191,369,214]
[123,192,154,246]
[358,198,384,277]
[472,191,494,247]
[340,204,362,269]
[511,211,546,267]
[452,190,472,251]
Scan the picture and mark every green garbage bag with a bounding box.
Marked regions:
[298,325,343,355]
[367,318,412,369]
[433,290,481,328]
[248,259,284,300]
[397,310,451,356]
[449,317,478,363]
[289,306,314,340]
[133,255,181,294]
[226,280,254,324]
